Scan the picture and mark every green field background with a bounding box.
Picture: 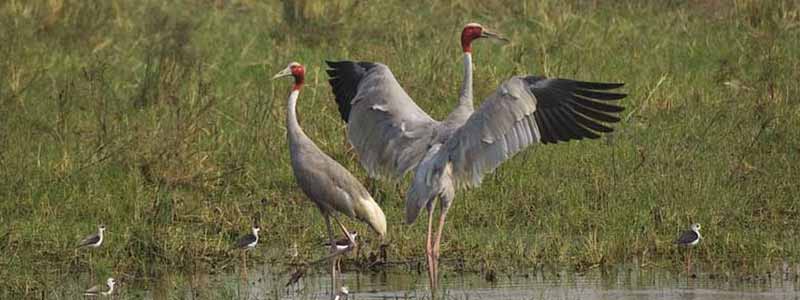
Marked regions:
[1,0,799,296]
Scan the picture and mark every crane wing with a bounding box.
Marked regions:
[446,76,626,187]
[326,61,439,180]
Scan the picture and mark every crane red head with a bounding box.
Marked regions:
[272,62,305,90]
[461,23,508,53]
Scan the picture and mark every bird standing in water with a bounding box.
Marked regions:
[272,62,387,296]
[234,225,260,278]
[326,23,625,290]
[675,223,702,273]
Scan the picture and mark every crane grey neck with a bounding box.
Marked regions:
[444,53,474,128]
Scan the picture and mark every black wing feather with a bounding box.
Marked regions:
[675,230,699,245]
[325,60,378,122]
[573,89,627,100]
[235,234,257,249]
[525,76,626,143]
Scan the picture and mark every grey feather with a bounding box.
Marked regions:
[78,234,101,248]
[327,61,441,181]
[446,76,626,188]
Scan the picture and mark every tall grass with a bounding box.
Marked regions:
[1,0,799,296]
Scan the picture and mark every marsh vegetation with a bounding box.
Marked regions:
[1,0,799,297]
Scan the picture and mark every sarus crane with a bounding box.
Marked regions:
[272,62,387,295]
[326,24,627,289]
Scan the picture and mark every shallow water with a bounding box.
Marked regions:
[57,264,799,300]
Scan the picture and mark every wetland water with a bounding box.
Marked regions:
[57,265,799,299]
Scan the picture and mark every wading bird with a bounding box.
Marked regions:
[327,24,626,290]
[235,225,261,250]
[675,223,702,273]
[77,224,106,276]
[77,225,106,248]
[323,231,358,252]
[83,277,115,297]
[323,230,358,273]
[234,224,260,277]
[273,62,387,296]
[334,286,349,300]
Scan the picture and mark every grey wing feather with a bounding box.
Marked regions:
[78,233,100,247]
[446,76,626,187]
[327,61,439,180]
[84,284,102,294]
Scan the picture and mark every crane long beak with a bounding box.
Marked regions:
[482,30,509,42]
[271,67,292,80]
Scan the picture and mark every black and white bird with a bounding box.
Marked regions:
[84,277,115,297]
[675,223,702,247]
[77,225,106,248]
[234,225,260,250]
[675,223,702,273]
[273,62,386,294]
[322,231,357,251]
[334,286,349,300]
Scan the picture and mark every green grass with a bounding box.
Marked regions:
[1,0,799,296]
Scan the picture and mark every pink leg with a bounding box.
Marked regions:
[431,206,450,289]
[426,199,437,290]
[324,215,337,298]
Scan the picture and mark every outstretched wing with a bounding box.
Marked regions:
[326,61,439,180]
[446,76,626,187]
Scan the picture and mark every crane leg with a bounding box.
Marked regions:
[324,215,337,298]
[432,204,450,290]
[332,215,357,248]
[425,197,438,291]
[332,215,356,275]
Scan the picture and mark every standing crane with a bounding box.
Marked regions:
[272,62,387,296]
[326,25,626,289]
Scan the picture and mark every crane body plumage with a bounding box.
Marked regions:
[284,78,386,238]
